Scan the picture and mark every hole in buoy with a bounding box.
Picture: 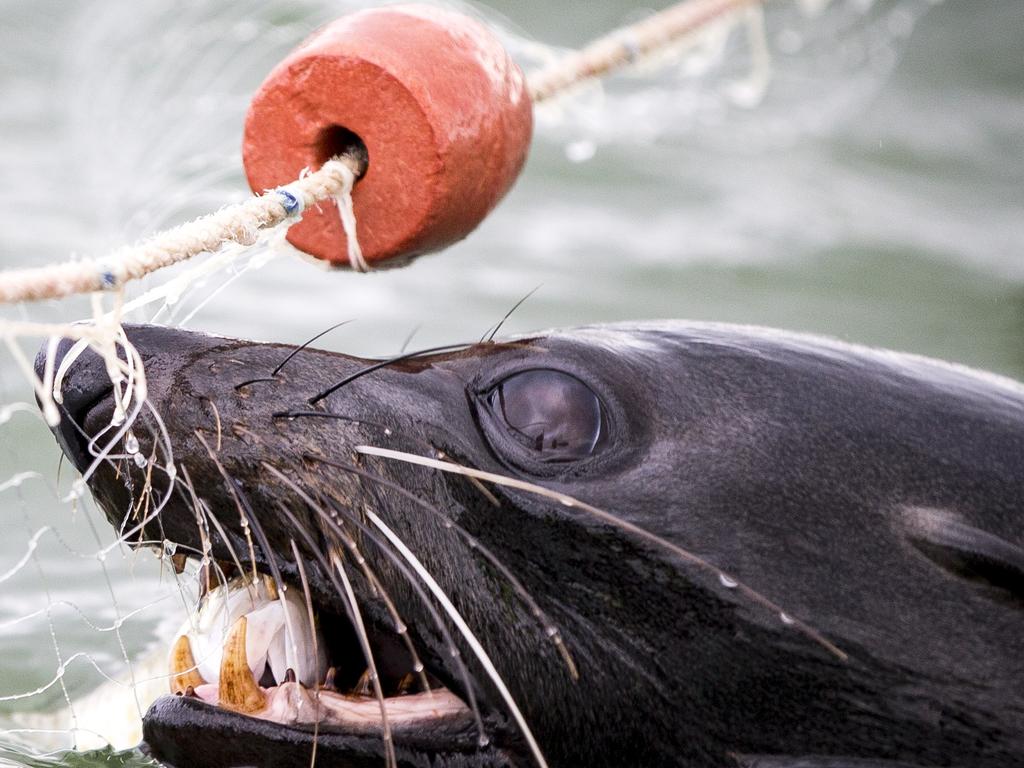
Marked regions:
[315,125,369,178]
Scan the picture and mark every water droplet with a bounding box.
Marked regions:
[133,453,148,468]
[65,479,86,501]
[477,735,491,748]
[718,574,738,589]
[124,432,139,454]
[163,540,178,555]
[779,612,795,625]
[384,428,392,437]
[394,622,407,634]
[166,463,177,481]
[412,662,424,674]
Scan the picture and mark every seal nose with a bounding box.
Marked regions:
[34,334,115,472]
[33,324,188,472]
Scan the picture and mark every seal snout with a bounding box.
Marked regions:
[34,335,113,472]
[34,324,187,472]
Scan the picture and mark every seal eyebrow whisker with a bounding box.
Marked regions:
[271,319,356,379]
[233,318,355,390]
[307,342,475,405]
[365,508,550,768]
[307,454,580,681]
[355,445,849,663]
[480,284,542,344]
[263,464,489,747]
[399,324,421,355]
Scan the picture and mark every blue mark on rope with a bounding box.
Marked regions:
[100,270,117,289]
[277,189,303,215]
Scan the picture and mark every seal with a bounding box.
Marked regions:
[36,322,1024,768]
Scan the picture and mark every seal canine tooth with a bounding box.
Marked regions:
[169,635,207,695]
[218,616,267,714]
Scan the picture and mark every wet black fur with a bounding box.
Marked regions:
[39,322,1024,767]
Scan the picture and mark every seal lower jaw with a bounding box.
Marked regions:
[149,565,485,766]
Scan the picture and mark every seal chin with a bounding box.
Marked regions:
[142,695,509,768]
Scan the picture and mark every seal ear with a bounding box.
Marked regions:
[901,506,1024,604]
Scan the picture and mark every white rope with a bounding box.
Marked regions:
[0,157,360,305]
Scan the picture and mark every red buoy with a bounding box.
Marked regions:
[243,4,533,268]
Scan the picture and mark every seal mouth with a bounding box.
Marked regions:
[149,561,484,763]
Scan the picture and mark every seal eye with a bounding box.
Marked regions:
[486,369,604,461]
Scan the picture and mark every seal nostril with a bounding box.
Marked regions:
[34,337,117,473]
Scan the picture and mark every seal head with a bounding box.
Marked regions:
[39,322,1024,767]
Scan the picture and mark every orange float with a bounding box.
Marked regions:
[242,4,534,268]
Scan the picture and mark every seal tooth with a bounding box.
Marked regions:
[169,635,207,695]
[397,673,415,695]
[354,668,373,697]
[218,616,267,714]
[323,666,337,691]
[262,574,279,601]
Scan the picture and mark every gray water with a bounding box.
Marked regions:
[0,0,1022,765]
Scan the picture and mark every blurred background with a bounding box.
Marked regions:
[0,0,1021,764]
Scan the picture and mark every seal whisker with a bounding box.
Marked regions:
[365,508,549,768]
[328,547,398,768]
[315,510,433,695]
[355,445,849,662]
[271,410,401,440]
[308,454,580,681]
[288,538,322,768]
[268,500,408,768]
[200,396,223,451]
[263,465,489,746]
[175,468,256,606]
[174,464,220,601]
